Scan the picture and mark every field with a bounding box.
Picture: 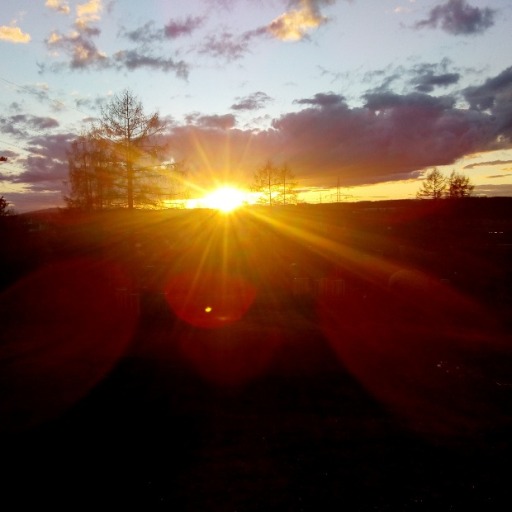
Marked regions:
[1,199,512,510]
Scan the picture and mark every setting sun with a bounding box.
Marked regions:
[200,186,248,213]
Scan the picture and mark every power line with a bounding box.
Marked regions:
[0,75,95,120]
[0,137,36,154]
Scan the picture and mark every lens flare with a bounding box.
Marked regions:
[164,272,256,329]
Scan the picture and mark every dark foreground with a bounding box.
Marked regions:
[2,201,512,510]
[2,293,512,512]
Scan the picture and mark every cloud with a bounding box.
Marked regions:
[268,0,331,41]
[267,81,509,185]
[231,92,273,111]
[185,113,236,130]
[11,133,73,191]
[0,114,59,138]
[46,28,108,69]
[45,0,71,15]
[136,68,512,191]
[198,29,265,61]
[411,67,460,93]
[415,0,495,35]
[164,16,205,39]
[0,25,31,44]
[46,21,189,78]
[464,66,512,138]
[76,0,103,29]
[474,183,512,196]
[294,92,345,107]
[120,22,160,44]
[120,16,205,44]
[464,159,512,169]
[113,50,189,78]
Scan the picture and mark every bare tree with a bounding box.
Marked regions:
[416,167,447,199]
[99,89,166,209]
[66,90,172,210]
[252,161,298,206]
[447,171,474,198]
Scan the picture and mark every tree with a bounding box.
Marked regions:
[416,167,447,199]
[0,195,13,216]
[252,161,298,206]
[447,170,474,198]
[99,89,166,209]
[65,129,121,210]
[66,90,173,210]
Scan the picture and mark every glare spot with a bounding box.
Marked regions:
[201,186,247,213]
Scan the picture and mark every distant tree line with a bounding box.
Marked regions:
[416,168,474,200]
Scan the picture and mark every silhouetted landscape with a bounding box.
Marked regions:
[1,198,512,510]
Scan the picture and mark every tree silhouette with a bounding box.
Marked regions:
[65,130,120,210]
[99,89,166,209]
[66,90,180,210]
[447,170,474,198]
[416,167,447,199]
[252,161,298,206]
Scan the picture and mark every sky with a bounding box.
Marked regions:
[1,0,512,212]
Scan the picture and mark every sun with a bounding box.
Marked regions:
[201,186,248,213]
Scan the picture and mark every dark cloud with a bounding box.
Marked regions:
[198,27,267,61]
[464,67,512,138]
[12,133,73,191]
[412,72,460,93]
[0,114,59,137]
[267,84,508,185]
[363,91,456,111]
[415,0,495,35]
[164,16,205,38]
[231,92,273,111]
[120,21,160,44]
[147,67,512,190]
[464,67,512,110]
[464,159,512,169]
[9,65,512,207]
[198,31,251,61]
[294,92,345,108]
[113,49,189,78]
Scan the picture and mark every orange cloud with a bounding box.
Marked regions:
[45,0,71,15]
[268,0,327,41]
[76,0,103,28]
[0,25,31,44]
